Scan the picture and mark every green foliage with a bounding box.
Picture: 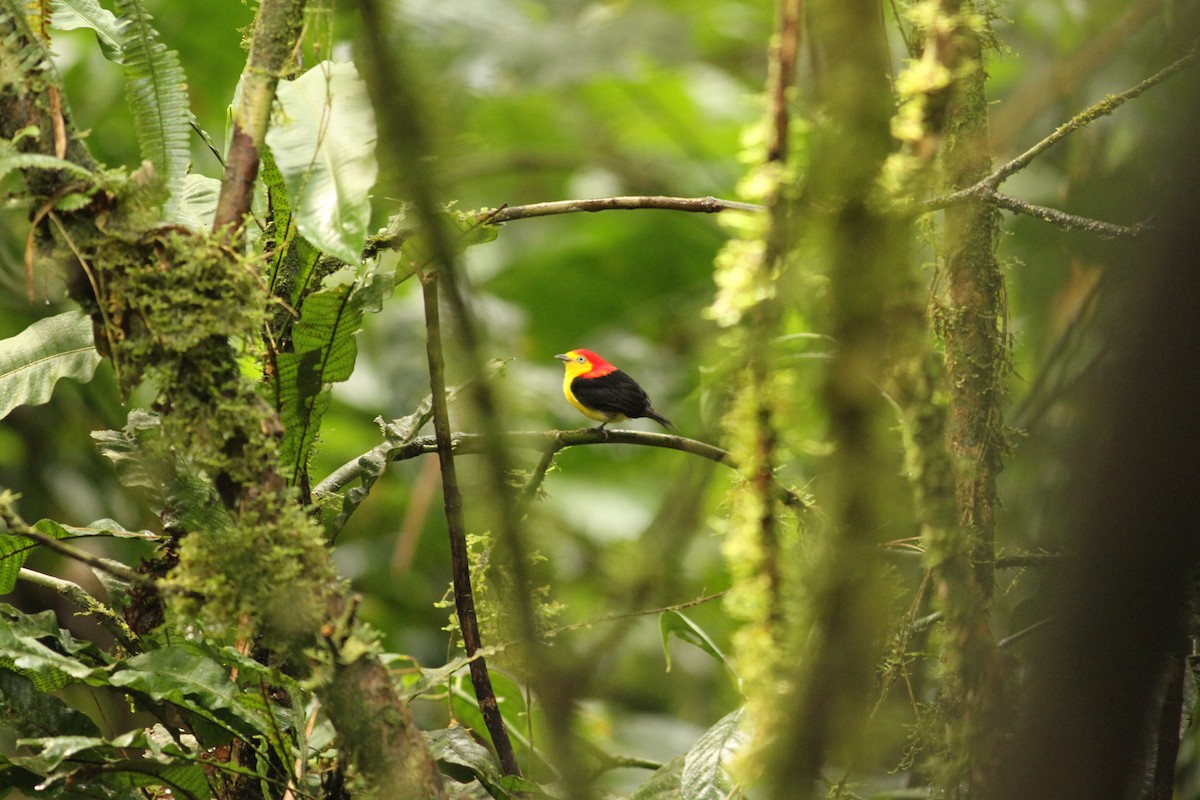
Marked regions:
[0,310,102,421]
[265,60,379,265]
[50,0,124,62]
[113,0,191,215]
[0,514,155,593]
[276,267,395,487]
[659,610,735,677]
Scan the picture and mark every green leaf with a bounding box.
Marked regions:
[659,611,736,677]
[92,408,229,532]
[265,60,378,264]
[169,173,221,231]
[680,708,746,800]
[13,727,211,798]
[275,268,394,485]
[0,607,104,688]
[632,754,685,800]
[425,726,503,784]
[0,515,155,595]
[0,310,102,422]
[0,669,101,740]
[50,0,126,62]
[109,645,276,744]
[114,0,191,216]
[0,150,97,186]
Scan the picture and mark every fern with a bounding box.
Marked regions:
[112,0,190,216]
[0,0,55,83]
[275,269,395,488]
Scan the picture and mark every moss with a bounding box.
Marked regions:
[90,228,264,390]
[165,496,341,657]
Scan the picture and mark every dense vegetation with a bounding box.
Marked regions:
[1,1,1198,799]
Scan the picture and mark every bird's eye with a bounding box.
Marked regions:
[576,356,586,363]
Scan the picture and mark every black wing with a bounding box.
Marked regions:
[570,370,652,417]
[572,370,674,429]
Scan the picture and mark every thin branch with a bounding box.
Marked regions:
[998,616,1055,649]
[995,552,1066,569]
[990,0,1169,151]
[926,39,1200,214]
[988,193,1150,238]
[990,39,1199,187]
[766,0,804,163]
[418,271,521,777]
[18,568,140,651]
[0,502,144,585]
[386,429,736,467]
[324,427,804,511]
[479,195,764,224]
[518,447,559,510]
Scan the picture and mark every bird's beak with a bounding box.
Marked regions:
[554,353,570,361]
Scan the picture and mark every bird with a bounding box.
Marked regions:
[555,349,674,431]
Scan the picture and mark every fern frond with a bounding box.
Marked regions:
[0,0,54,80]
[113,0,190,215]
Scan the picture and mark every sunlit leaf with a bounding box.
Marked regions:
[114,0,191,215]
[266,60,378,264]
[276,268,394,485]
[50,0,126,62]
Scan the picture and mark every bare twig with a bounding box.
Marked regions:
[998,616,1055,649]
[357,0,528,774]
[479,195,764,224]
[995,552,1066,569]
[385,429,735,467]
[990,0,1169,151]
[518,447,559,510]
[766,0,804,163]
[988,193,1150,238]
[418,270,521,777]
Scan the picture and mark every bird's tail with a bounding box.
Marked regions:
[645,408,676,432]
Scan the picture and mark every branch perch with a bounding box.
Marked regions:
[479,195,764,224]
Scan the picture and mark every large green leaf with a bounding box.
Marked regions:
[265,60,378,264]
[169,173,221,231]
[680,708,746,800]
[0,310,102,422]
[0,670,101,740]
[0,606,105,689]
[275,269,394,485]
[108,645,275,741]
[13,727,211,799]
